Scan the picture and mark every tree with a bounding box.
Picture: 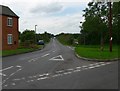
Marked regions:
[36,31,52,43]
[20,29,35,44]
[112,2,120,45]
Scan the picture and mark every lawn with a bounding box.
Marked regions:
[75,45,119,60]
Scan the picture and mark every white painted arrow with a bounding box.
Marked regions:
[49,55,64,61]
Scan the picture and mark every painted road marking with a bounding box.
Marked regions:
[37,77,49,80]
[56,70,64,73]
[0,66,14,72]
[73,69,81,72]
[2,68,22,85]
[82,65,87,68]
[68,46,75,50]
[76,67,81,69]
[28,53,50,62]
[3,62,112,87]
[49,55,64,61]
[53,50,56,52]
[0,73,6,76]
[13,79,21,81]
[3,84,8,87]
[11,83,16,86]
[67,68,74,71]
[16,65,22,68]
[63,72,72,75]
[41,53,50,57]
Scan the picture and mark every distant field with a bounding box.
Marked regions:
[75,45,119,60]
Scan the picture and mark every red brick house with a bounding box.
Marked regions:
[0,5,19,50]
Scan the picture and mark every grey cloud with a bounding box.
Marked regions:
[31,2,63,14]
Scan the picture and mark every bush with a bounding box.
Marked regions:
[29,44,40,49]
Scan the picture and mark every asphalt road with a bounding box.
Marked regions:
[1,38,118,89]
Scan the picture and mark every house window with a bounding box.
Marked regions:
[7,17,13,26]
[8,34,13,44]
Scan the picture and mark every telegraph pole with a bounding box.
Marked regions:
[108,2,112,52]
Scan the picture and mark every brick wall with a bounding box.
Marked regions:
[0,15,2,51]
[2,15,19,50]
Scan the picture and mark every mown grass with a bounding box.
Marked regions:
[75,45,119,60]
[1,45,43,56]
[2,48,35,56]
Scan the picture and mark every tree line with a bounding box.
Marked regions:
[56,2,120,48]
[80,2,119,45]
[19,29,53,48]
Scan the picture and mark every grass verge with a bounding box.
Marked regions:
[75,45,119,60]
[1,45,43,56]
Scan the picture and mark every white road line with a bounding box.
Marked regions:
[105,62,111,65]
[28,73,50,79]
[67,46,74,50]
[0,73,6,76]
[93,65,102,68]
[67,68,74,71]
[28,58,40,62]
[99,62,105,64]
[16,65,22,68]
[11,62,112,84]
[39,73,49,76]
[82,65,87,68]
[26,80,34,82]
[49,55,64,61]
[89,64,95,66]
[13,79,21,81]
[73,69,81,72]
[3,84,8,87]
[52,50,56,52]
[76,67,81,69]
[0,66,14,72]
[99,63,106,66]
[88,66,95,69]
[94,63,100,65]
[63,72,72,75]
[28,59,36,62]
[11,83,16,86]
[56,70,64,73]
[37,77,49,80]
[28,53,50,62]
[30,80,34,82]
[41,53,50,57]
[2,68,22,84]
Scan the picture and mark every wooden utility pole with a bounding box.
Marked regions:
[108,2,112,52]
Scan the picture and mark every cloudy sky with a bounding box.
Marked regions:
[1,0,91,35]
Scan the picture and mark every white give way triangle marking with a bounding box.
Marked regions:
[49,55,64,61]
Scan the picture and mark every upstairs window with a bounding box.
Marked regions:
[7,34,13,44]
[7,17,13,26]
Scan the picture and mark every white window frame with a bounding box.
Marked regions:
[7,34,13,45]
[7,17,13,26]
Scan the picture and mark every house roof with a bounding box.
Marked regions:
[0,5,19,18]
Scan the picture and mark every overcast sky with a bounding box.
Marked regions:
[1,0,91,35]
